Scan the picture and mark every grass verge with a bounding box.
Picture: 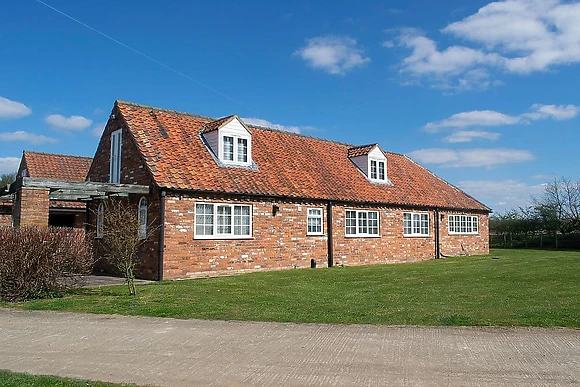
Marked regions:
[0,370,138,386]
[5,249,580,327]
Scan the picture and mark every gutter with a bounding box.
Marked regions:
[327,201,334,268]
[434,208,441,259]
[158,190,166,280]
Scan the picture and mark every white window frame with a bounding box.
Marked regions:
[138,197,148,239]
[403,212,430,237]
[307,208,324,235]
[109,129,122,183]
[220,133,251,166]
[195,202,252,239]
[345,209,380,237]
[448,215,479,235]
[96,203,104,238]
[368,158,386,182]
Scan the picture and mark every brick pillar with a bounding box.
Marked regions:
[13,187,50,227]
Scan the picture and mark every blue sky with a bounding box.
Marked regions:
[1,0,579,213]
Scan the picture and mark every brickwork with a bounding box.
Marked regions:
[13,188,49,227]
[88,109,160,279]
[332,205,436,266]
[161,196,490,280]
[162,194,328,279]
[439,212,490,256]
[0,207,12,227]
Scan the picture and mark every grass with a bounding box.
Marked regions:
[5,249,580,327]
[0,370,138,386]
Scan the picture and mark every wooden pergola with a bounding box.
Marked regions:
[7,177,149,227]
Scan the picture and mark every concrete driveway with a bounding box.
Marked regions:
[0,309,578,386]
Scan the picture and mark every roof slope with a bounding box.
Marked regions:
[117,101,489,211]
[22,151,92,182]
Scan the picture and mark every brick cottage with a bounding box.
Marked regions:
[84,100,490,280]
[0,151,92,228]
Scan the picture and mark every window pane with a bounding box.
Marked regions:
[370,160,377,179]
[403,213,411,235]
[472,216,478,232]
[138,198,147,239]
[196,203,214,236]
[233,205,251,236]
[368,211,378,235]
[358,212,368,234]
[420,214,429,235]
[460,215,467,233]
[378,162,385,180]
[223,136,234,161]
[346,210,357,235]
[237,138,248,163]
[217,205,232,234]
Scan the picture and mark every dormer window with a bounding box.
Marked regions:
[201,115,252,167]
[370,159,386,181]
[348,144,389,184]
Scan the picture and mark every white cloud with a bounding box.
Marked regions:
[424,110,520,132]
[424,103,580,132]
[242,117,301,133]
[294,36,370,75]
[522,104,580,120]
[407,148,535,168]
[456,179,545,212]
[91,123,106,137]
[0,96,31,119]
[45,114,92,131]
[0,131,58,144]
[0,157,20,174]
[388,0,580,90]
[443,130,500,143]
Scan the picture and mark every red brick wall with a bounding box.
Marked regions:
[439,212,489,256]
[332,205,436,266]
[161,195,490,280]
[88,108,160,279]
[0,204,12,227]
[162,194,329,279]
[13,188,49,227]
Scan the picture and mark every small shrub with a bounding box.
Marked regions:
[0,226,94,302]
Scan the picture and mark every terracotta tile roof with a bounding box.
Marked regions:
[22,151,92,182]
[347,144,378,158]
[200,115,237,134]
[116,101,490,211]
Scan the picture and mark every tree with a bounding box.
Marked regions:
[533,177,580,235]
[0,172,16,189]
[100,199,155,295]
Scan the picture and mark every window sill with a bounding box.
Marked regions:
[307,232,325,236]
[194,236,254,240]
[448,232,479,235]
[403,234,430,238]
[344,234,381,238]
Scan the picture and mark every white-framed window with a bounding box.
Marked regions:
[221,134,250,165]
[403,212,429,236]
[345,210,379,237]
[138,197,147,239]
[195,202,252,239]
[369,159,386,181]
[448,215,479,234]
[96,203,104,238]
[110,129,122,183]
[307,208,323,235]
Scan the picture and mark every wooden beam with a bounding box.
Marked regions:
[20,177,149,195]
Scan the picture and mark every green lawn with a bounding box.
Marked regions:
[0,370,138,387]
[7,249,580,327]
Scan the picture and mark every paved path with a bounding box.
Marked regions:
[0,309,578,386]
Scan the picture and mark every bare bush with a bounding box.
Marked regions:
[100,200,155,296]
[0,226,94,302]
